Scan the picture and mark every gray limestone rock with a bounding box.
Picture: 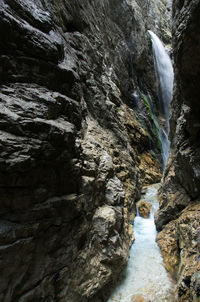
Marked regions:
[156,1,200,300]
[0,0,169,301]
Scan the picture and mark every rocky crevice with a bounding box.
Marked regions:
[0,0,173,301]
[155,0,200,301]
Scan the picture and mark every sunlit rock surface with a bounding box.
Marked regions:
[157,202,200,301]
[137,200,152,218]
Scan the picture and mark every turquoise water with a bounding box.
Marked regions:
[107,184,174,302]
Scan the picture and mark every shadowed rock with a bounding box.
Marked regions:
[0,0,171,301]
[156,1,200,300]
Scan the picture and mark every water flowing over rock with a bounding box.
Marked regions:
[131,295,151,302]
[155,0,200,301]
[107,184,175,302]
[148,30,174,167]
[148,30,174,124]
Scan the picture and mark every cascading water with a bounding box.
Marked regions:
[107,185,175,302]
[148,30,173,124]
[107,31,174,302]
[148,30,174,167]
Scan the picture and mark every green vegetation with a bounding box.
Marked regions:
[139,200,149,209]
[162,28,172,39]
[142,93,162,152]
[115,107,121,112]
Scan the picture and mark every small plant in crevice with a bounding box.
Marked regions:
[161,27,172,40]
[115,107,121,113]
[141,93,162,153]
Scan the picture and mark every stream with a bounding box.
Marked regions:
[107,184,175,302]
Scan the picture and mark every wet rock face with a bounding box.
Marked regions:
[156,0,200,230]
[156,0,200,300]
[0,0,169,301]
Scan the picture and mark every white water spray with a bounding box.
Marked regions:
[107,185,174,302]
[107,32,175,302]
[148,30,174,125]
[148,30,174,167]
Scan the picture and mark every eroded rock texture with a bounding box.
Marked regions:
[0,0,171,301]
[137,200,152,218]
[155,1,200,301]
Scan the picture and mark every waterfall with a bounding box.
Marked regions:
[107,33,175,302]
[148,30,174,167]
[148,30,174,125]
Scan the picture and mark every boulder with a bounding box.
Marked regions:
[137,200,152,218]
[131,294,151,302]
[157,202,200,301]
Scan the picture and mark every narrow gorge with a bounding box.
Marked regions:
[0,0,199,302]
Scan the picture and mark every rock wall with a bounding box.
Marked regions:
[0,0,170,301]
[155,0,200,301]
